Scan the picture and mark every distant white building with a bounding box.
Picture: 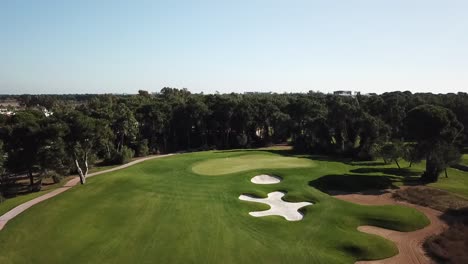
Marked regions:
[0,108,15,116]
[333,90,361,97]
[0,107,53,117]
[244,91,272,95]
[362,93,377,97]
[41,107,53,117]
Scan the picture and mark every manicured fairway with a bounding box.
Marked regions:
[0,150,430,264]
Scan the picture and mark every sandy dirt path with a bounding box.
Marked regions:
[0,154,174,231]
[333,189,447,264]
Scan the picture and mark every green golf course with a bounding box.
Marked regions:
[0,149,442,264]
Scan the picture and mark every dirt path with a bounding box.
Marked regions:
[333,189,447,264]
[0,154,174,231]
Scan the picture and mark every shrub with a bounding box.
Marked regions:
[236,133,248,147]
[105,146,135,165]
[136,139,149,157]
[198,145,216,151]
[424,218,468,264]
[45,171,63,184]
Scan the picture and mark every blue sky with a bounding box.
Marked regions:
[1,0,467,94]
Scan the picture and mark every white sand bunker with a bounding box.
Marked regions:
[251,174,282,184]
[239,191,312,221]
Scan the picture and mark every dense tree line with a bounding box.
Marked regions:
[0,89,467,198]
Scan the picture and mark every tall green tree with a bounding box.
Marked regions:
[378,141,405,169]
[405,104,464,182]
[231,96,254,147]
[0,140,5,201]
[63,111,112,184]
[37,118,69,176]
[403,143,424,167]
[355,113,390,160]
[206,95,236,148]
[111,103,138,152]
[136,100,170,153]
[0,140,4,173]
[326,97,362,153]
[5,110,43,188]
[440,144,462,178]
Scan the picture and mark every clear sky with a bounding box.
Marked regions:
[1,0,467,94]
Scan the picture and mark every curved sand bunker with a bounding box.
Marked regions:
[239,192,312,221]
[251,174,282,184]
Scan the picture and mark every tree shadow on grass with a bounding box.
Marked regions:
[213,148,354,163]
[215,148,427,186]
[348,168,423,187]
[308,174,401,194]
[452,164,468,172]
[347,161,387,166]
[213,148,296,156]
[350,168,420,177]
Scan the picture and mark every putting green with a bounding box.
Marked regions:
[192,154,315,175]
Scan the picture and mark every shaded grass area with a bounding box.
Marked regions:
[349,167,420,177]
[309,174,401,193]
[212,147,468,198]
[344,158,468,199]
[0,149,428,264]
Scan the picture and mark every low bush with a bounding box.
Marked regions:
[424,215,468,264]
[50,172,63,184]
[393,187,468,212]
[105,147,135,165]
[394,187,468,264]
[136,139,149,157]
